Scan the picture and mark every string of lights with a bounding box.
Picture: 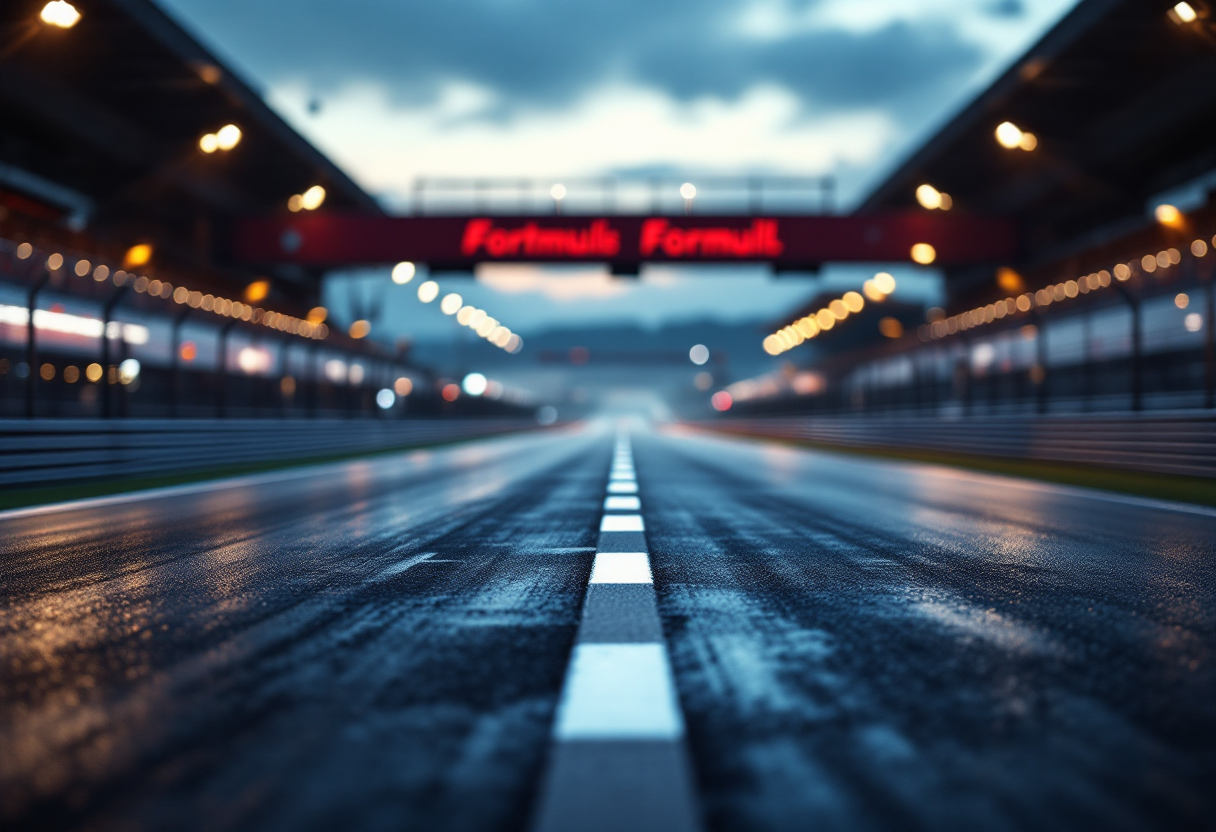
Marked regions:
[920,229,1214,343]
[763,272,896,356]
[10,238,328,340]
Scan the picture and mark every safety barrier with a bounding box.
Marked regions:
[702,410,1216,478]
[0,418,539,490]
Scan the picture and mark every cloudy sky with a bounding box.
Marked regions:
[162,0,1078,340]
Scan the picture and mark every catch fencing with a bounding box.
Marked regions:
[0,418,538,490]
[703,410,1216,478]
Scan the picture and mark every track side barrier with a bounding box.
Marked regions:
[698,411,1216,478]
[0,418,540,490]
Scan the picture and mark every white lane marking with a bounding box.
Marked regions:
[554,643,684,740]
[607,481,638,494]
[601,514,644,532]
[609,474,636,482]
[376,552,436,578]
[604,495,641,511]
[590,552,652,584]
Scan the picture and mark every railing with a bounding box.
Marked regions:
[703,410,1216,478]
[0,418,540,490]
[401,176,837,216]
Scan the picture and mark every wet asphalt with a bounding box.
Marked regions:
[1,423,1213,832]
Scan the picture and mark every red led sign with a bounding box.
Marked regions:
[233,213,1016,268]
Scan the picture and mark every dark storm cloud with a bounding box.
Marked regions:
[166,0,983,117]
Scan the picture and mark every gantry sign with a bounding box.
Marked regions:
[233,213,1016,270]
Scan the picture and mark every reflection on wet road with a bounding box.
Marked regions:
[641,426,1215,832]
[1,423,1212,831]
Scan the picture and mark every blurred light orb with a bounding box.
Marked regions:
[694,371,713,390]
[216,124,242,150]
[417,280,440,302]
[442,383,461,402]
[537,405,558,425]
[462,372,488,396]
[41,2,81,28]
[300,185,326,211]
[1185,313,1202,332]
[873,272,897,294]
[1172,2,1198,22]
[1155,204,1184,228]
[394,376,413,396]
[995,121,1024,149]
[910,243,937,265]
[118,358,140,385]
[550,184,567,200]
[680,183,697,200]
[440,293,463,315]
[711,391,733,411]
[392,261,416,284]
[376,389,395,409]
[456,305,476,326]
[916,184,942,210]
[689,344,709,365]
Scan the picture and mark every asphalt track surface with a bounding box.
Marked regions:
[1,422,1213,832]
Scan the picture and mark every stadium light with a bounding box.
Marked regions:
[1170,2,1198,23]
[40,2,80,28]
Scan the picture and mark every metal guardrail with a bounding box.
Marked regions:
[703,411,1216,478]
[0,418,539,490]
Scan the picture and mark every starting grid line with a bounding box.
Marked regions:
[532,433,701,832]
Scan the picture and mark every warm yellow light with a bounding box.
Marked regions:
[477,317,499,338]
[910,243,936,265]
[863,280,884,302]
[680,183,697,200]
[938,193,953,210]
[392,261,416,284]
[287,194,303,212]
[1018,132,1037,151]
[300,185,326,211]
[816,309,835,330]
[216,124,242,150]
[40,2,80,28]
[1176,293,1190,309]
[417,280,439,303]
[762,336,780,355]
[468,309,488,330]
[456,305,476,326]
[1155,204,1184,228]
[46,253,64,271]
[394,377,414,396]
[440,293,463,315]
[123,244,152,267]
[916,184,942,210]
[873,272,896,294]
[995,121,1024,149]
[996,267,1024,292]
[879,317,904,339]
[1114,263,1132,281]
[842,291,864,313]
[794,317,819,338]
[1172,2,1198,22]
[244,279,270,302]
[1193,239,1210,257]
[349,320,371,339]
[306,306,327,324]
[85,363,103,382]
